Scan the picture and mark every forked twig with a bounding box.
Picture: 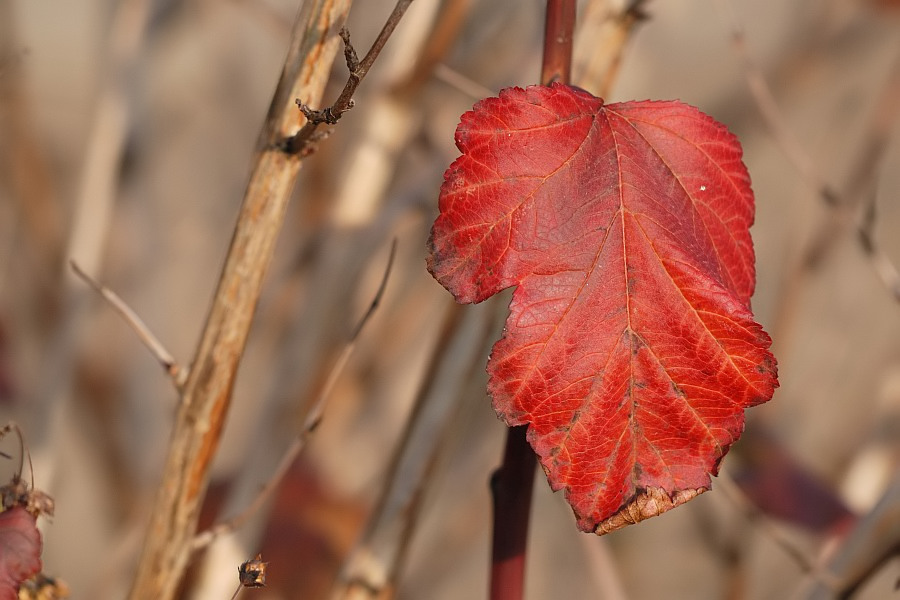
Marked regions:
[287,0,415,154]
[70,261,185,387]
[190,240,397,553]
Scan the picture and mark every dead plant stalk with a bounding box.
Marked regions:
[127,0,376,596]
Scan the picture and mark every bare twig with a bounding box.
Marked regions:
[190,240,397,553]
[857,191,900,302]
[287,0,416,154]
[715,0,839,206]
[70,260,184,386]
[127,0,356,597]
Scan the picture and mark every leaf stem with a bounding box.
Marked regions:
[489,3,574,599]
[490,425,537,600]
[540,0,575,85]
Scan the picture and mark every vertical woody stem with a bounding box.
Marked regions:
[489,2,575,600]
[128,1,352,597]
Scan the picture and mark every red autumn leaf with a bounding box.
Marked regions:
[428,83,778,533]
[0,507,42,599]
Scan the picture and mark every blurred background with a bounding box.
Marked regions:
[2,0,900,598]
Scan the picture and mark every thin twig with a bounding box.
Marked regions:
[229,583,242,600]
[287,0,416,154]
[190,240,397,553]
[714,0,839,206]
[802,468,900,599]
[329,298,504,600]
[70,260,184,387]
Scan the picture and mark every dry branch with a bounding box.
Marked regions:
[127,1,354,597]
[128,0,417,595]
[804,469,900,599]
[189,1,445,592]
[573,0,648,98]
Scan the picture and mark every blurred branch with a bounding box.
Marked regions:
[328,299,504,600]
[858,191,900,302]
[573,0,649,98]
[127,0,356,597]
[717,0,900,306]
[70,261,185,387]
[803,469,900,599]
[715,470,818,575]
[433,63,495,100]
[189,240,397,554]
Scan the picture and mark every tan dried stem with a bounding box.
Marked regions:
[190,1,446,593]
[573,0,649,98]
[70,261,184,386]
[129,0,419,594]
[127,0,355,597]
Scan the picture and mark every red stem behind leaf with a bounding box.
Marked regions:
[490,425,537,600]
[540,0,575,85]
[488,2,575,600]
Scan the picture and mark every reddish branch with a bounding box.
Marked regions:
[489,2,575,600]
[490,426,537,600]
[540,0,575,85]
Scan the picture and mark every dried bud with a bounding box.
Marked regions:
[238,554,267,588]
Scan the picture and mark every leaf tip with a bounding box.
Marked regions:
[591,486,707,535]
